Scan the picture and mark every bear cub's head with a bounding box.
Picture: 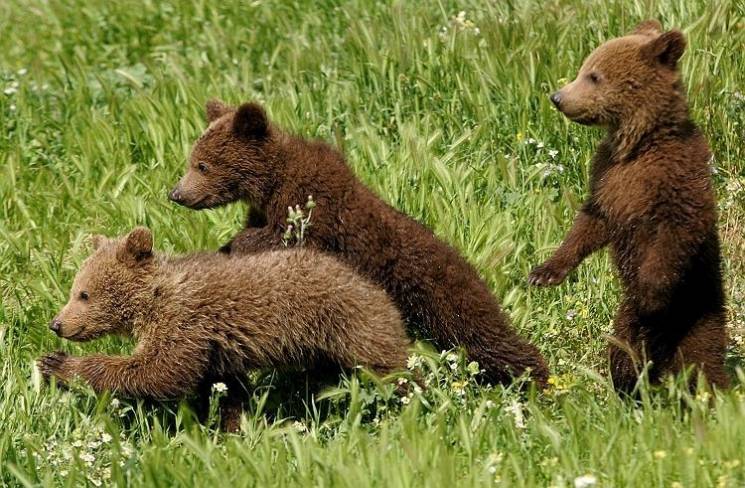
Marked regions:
[551,20,686,126]
[50,227,155,341]
[170,100,272,210]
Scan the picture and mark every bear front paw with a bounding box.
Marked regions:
[528,262,569,287]
[37,351,71,383]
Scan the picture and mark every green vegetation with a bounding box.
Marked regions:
[1,0,744,486]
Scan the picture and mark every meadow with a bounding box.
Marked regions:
[1,0,745,486]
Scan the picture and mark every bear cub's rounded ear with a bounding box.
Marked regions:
[631,19,662,36]
[232,102,268,140]
[118,227,153,264]
[642,30,686,69]
[90,234,110,250]
[206,99,230,123]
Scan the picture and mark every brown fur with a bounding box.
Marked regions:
[169,102,549,388]
[530,20,728,390]
[38,227,410,428]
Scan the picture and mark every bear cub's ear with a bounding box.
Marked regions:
[206,99,230,123]
[631,19,662,36]
[642,30,686,69]
[117,227,153,264]
[232,102,268,140]
[90,234,110,250]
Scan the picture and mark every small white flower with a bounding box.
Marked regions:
[406,354,422,370]
[536,141,545,149]
[292,421,307,433]
[9,104,16,111]
[445,352,458,363]
[101,433,113,443]
[17,68,27,76]
[566,310,577,321]
[397,377,408,386]
[87,440,101,449]
[485,400,495,409]
[548,149,559,159]
[212,382,228,393]
[4,86,17,96]
[574,474,597,488]
[506,400,526,429]
[79,452,95,464]
[60,470,68,477]
[400,396,410,405]
[71,440,84,448]
[110,398,120,409]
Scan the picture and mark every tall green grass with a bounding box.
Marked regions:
[1,0,744,486]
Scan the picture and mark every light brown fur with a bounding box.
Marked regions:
[38,228,410,428]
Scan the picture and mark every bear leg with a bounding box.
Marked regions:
[608,301,643,393]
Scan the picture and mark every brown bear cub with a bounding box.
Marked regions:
[38,227,410,428]
[169,102,549,388]
[529,20,728,390]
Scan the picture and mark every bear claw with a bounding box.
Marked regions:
[528,263,568,287]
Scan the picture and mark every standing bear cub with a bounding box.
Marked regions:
[169,101,549,387]
[529,20,728,390]
[38,227,410,428]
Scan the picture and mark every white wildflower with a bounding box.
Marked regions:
[445,352,458,363]
[71,440,84,448]
[400,396,410,405]
[548,149,559,159]
[506,400,526,429]
[485,400,495,409]
[79,452,95,464]
[4,86,18,95]
[397,377,408,386]
[101,433,113,443]
[574,474,597,488]
[211,382,228,393]
[17,68,27,76]
[292,421,307,433]
[110,398,120,409]
[406,354,422,370]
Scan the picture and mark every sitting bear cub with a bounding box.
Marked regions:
[169,100,548,387]
[38,227,410,428]
[530,20,728,390]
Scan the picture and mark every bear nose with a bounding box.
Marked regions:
[550,92,562,108]
[49,318,62,335]
[169,187,183,204]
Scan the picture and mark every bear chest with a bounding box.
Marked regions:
[594,163,657,225]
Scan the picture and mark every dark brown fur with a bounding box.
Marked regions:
[169,102,549,388]
[38,228,410,429]
[530,21,728,390]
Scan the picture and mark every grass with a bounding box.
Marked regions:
[1,0,745,485]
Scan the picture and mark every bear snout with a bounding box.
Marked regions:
[550,92,563,108]
[49,317,62,335]
[169,186,185,205]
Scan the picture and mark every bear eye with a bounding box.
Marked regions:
[588,72,600,84]
[79,291,89,301]
[197,162,208,173]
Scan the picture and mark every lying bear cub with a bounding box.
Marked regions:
[530,20,728,390]
[169,100,549,387]
[38,227,410,429]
